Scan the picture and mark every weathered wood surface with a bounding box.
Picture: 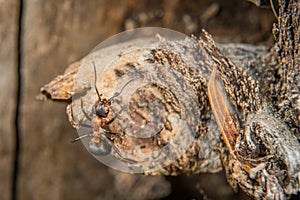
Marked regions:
[0,1,19,200]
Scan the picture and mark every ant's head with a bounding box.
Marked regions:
[92,60,133,118]
[92,100,110,118]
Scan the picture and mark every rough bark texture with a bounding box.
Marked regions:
[269,0,299,138]
[39,1,299,200]
[41,29,299,200]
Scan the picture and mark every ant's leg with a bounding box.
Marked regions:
[79,123,92,128]
[112,145,137,164]
[80,98,92,121]
[105,116,116,126]
[100,108,123,132]
[69,104,92,128]
[101,117,116,132]
[102,136,137,164]
[101,104,124,131]
[71,132,93,143]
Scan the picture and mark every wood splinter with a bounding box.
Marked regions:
[208,66,238,158]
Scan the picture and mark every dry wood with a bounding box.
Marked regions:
[40,1,299,199]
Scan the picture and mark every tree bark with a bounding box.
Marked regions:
[40,1,299,199]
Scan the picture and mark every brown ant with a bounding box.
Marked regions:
[72,61,135,163]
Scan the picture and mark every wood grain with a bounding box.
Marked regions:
[0,1,19,199]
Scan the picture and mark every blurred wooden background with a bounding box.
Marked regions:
[0,0,275,199]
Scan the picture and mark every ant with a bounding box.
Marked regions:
[72,61,136,164]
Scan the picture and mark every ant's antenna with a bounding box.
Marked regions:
[108,79,133,103]
[92,61,132,102]
[92,61,102,100]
